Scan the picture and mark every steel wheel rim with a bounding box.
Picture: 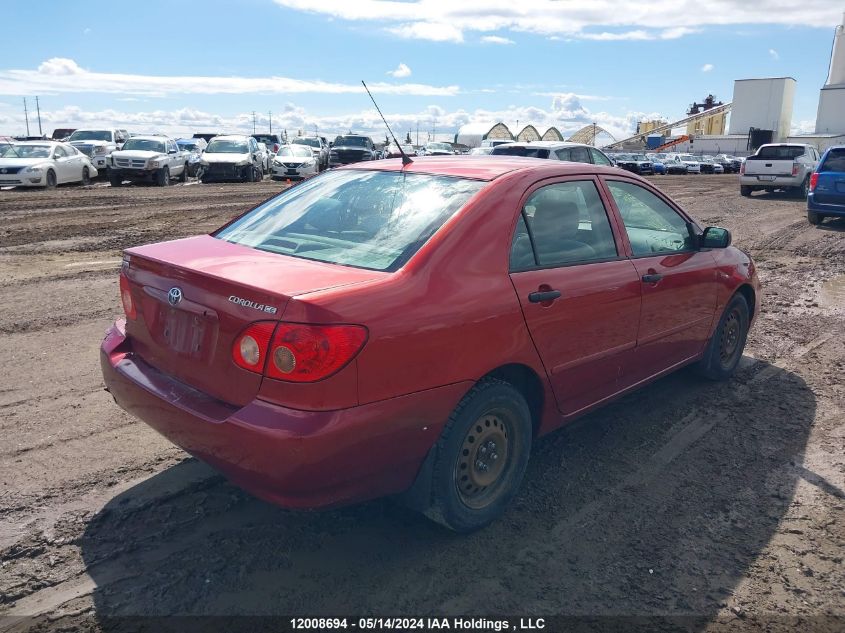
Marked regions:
[719,309,741,365]
[455,412,511,509]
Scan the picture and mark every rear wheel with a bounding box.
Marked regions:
[423,378,532,532]
[81,166,90,185]
[695,293,749,381]
[179,163,188,182]
[45,169,57,189]
[740,185,752,197]
[155,166,170,187]
[796,177,810,199]
[808,210,823,225]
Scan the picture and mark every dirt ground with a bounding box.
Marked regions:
[0,174,843,632]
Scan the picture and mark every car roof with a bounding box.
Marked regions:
[341,155,623,181]
[12,140,60,145]
[497,141,595,149]
[211,135,250,141]
[126,135,169,142]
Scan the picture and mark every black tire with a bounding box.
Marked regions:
[179,163,188,182]
[796,177,810,199]
[109,174,122,187]
[45,169,57,189]
[808,210,823,225]
[81,166,90,185]
[740,185,752,197]
[155,166,170,187]
[200,177,211,184]
[695,293,750,381]
[422,378,532,532]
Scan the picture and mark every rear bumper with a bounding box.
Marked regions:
[808,194,845,216]
[100,322,469,509]
[740,175,801,188]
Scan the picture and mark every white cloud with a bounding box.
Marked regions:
[481,35,515,45]
[387,62,412,78]
[273,0,841,42]
[0,96,665,146]
[769,48,780,60]
[791,119,816,135]
[0,57,459,97]
[701,63,714,72]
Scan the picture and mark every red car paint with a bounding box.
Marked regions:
[101,157,761,509]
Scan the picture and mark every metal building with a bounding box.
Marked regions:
[727,77,796,142]
[816,12,845,134]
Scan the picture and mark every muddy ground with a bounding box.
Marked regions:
[0,174,843,632]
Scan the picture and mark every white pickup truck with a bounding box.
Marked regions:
[67,128,128,171]
[740,143,820,198]
[107,136,188,186]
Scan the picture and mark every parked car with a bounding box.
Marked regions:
[663,157,689,175]
[101,156,760,532]
[470,147,494,155]
[740,143,820,198]
[807,145,845,225]
[271,144,319,180]
[613,153,654,175]
[713,154,737,173]
[175,138,208,177]
[199,135,264,183]
[252,133,283,154]
[400,143,417,157]
[328,134,376,167]
[107,136,188,187]
[422,142,455,156]
[255,142,271,174]
[491,141,614,167]
[677,154,702,174]
[646,154,667,174]
[698,156,716,174]
[67,128,128,171]
[292,137,328,170]
[51,128,76,142]
[0,141,98,188]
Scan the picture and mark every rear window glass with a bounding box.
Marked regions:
[491,146,550,159]
[755,146,806,159]
[215,170,485,272]
[820,148,845,172]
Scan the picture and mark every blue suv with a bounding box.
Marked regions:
[808,146,845,225]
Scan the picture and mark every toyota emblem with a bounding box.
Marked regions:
[168,287,183,306]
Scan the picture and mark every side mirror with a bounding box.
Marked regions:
[168,148,177,154]
[701,226,731,249]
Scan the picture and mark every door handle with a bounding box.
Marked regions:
[528,290,561,303]
[641,273,663,284]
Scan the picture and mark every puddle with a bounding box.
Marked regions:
[819,274,845,308]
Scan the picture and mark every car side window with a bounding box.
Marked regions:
[53,146,66,158]
[555,148,571,161]
[590,149,612,166]
[514,181,618,268]
[606,180,694,256]
[570,147,590,164]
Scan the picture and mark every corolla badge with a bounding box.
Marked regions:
[168,287,183,306]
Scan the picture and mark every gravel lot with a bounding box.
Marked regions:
[0,174,843,632]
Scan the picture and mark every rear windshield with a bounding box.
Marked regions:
[754,146,806,160]
[215,170,485,272]
[491,146,550,159]
[820,148,845,172]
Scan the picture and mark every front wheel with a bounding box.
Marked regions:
[695,294,750,381]
[179,163,188,182]
[45,169,57,189]
[740,185,752,197]
[808,210,823,225]
[155,166,170,187]
[81,166,90,185]
[423,378,532,532]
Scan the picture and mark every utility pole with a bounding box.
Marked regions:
[252,111,256,134]
[416,122,419,146]
[35,96,43,136]
[23,98,30,136]
[268,111,272,135]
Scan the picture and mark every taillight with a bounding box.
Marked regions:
[265,323,367,382]
[232,322,276,373]
[739,162,745,175]
[809,172,819,191]
[119,274,136,320]
[792,163,799,176]
[273,143,279,153]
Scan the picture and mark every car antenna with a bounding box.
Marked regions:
[361,80,412,166]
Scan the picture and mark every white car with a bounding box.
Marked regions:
[0,141,98,188]
[677,154,702,174]
[107,135,188,186]
[199,135,264,183]
[271,144,319,180]
[256,142,271,174]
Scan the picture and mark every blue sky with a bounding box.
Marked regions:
[0,0,842,142]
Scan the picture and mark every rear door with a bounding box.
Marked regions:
[602,178,718,386]
[509,177,642,416]
[814,148,845,206]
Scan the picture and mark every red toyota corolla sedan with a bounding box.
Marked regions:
[101,157,761,532]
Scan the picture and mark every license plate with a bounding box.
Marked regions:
[286,169,298,175]
[757,175,776,182]
[160,308,209,358]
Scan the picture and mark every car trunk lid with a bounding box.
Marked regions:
[122,235,382,406]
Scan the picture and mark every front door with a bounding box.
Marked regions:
[603,178,718,386]
[509,178,642,416]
